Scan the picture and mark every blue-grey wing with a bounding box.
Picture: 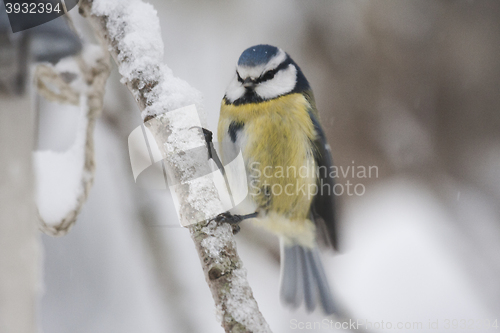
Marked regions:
[308,110,338,250]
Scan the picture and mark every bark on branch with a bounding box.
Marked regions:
[78,1,271,332]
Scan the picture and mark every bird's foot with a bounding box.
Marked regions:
[214,211,259,234]
[232,224,241,235]
[215,212,243,224]
[202,128,213,145]
[214,212,242,235]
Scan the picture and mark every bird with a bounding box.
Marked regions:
[216,44,338,314]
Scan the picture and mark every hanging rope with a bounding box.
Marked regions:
[34,46,111,236]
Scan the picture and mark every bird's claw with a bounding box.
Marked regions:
[202,128,213,144]
[215,212,243,224]
[214,212,244,235]
[231,224,241,235]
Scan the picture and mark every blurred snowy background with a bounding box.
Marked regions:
[32,0,500,332]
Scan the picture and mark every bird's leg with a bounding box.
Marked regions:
[215,211,258,224]
[214,212,258,235]
[200,128,226,175]
[189,126,216,160]
[199,127,254,233]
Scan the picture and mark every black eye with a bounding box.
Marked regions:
[261,71,275,82]
[236,71,244,83]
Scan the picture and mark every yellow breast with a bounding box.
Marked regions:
[218,93,317,224]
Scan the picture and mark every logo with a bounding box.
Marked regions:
[128,105,248,227]
[2,0,79,32]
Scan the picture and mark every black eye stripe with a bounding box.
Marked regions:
[236,71,244,83]
[235,57,293,85]
[256,59,291,84]
[260,70,276,82]
[256,68,278,84]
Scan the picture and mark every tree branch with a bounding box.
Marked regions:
[78,1,271,332]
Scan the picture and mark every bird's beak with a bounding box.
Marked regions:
[243,77,255,88]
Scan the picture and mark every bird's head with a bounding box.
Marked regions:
[224,44,310,105]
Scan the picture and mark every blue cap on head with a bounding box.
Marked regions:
[238,44,279,67]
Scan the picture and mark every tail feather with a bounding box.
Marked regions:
[298,246,317,312]
[307,248,336,314]
[279,244,302,308]
[280,239,336,315]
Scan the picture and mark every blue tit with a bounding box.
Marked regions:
[217,44,337,314]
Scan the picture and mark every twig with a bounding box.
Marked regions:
[78,1,271,332]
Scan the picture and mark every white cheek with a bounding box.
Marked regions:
[225,75,246,103]
[255,64,297,100]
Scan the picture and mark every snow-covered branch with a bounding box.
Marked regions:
[78,0,271,331]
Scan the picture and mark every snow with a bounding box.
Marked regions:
[34,96,87,225]
[226,267,271,333]
[200,221,271,332]
[81,43,106,69]
[91,0,204,120]
[37,1,500,332]
[91,0,212,226]
[200,221,234,262]
[328,178,495,332]
[146,105,223,225]
[40,120,171,333]
[184,177,224,221]
[91,0,163,81]
[145,71,204,121]
[85,4,267,328]
[34,43,104,226]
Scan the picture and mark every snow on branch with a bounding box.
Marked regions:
[78,0,271,332]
